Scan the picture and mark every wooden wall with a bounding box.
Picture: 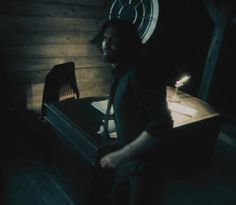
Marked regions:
[1,0,235,117]
[0,0,111,113]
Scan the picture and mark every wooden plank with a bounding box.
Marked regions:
[79,87,109,97]
[7,56,108,72]
[22,82,109,99]
[0,2,104,19]
[0,31,97,45]
[0,16,101,32]
[1,0,106,6]
[3,44,99,58]
[76,67,112,83]
[8,66,112,85]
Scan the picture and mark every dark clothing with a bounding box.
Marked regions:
[111,159,165,205]
[110,62,173,205]
[112,63,173,148]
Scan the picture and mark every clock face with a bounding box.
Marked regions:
[104,0,159,44]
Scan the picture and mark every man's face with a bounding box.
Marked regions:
[102,26,123,64]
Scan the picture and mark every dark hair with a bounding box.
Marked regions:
[91,19,143,57]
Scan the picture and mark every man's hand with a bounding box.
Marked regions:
[100,149,127,169]
[100,131,161,169]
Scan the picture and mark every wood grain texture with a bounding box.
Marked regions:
[7,57,108,72]
[0,2,104,18]
[3,44,99,58]
[0,16,101,32]
[0,31,97,45]
[0,0,106,6]
[0,0,109,110]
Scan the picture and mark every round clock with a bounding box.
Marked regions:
[104,0,159,44]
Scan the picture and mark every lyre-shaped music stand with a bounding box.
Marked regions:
[41,62,79,118]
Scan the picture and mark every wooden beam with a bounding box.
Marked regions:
[198,0,232,100]
[201,0,221,25]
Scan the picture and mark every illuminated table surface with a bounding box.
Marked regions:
[89,86,220,129]
[166,86,220,127]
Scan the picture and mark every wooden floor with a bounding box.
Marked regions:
[1,123,236,205]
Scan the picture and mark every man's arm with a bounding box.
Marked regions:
[100,130,160,169]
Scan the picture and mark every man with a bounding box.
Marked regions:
[94,19,173,205]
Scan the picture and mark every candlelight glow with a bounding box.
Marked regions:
[175,75,191,88]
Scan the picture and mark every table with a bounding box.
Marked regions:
[43,87,221,204]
